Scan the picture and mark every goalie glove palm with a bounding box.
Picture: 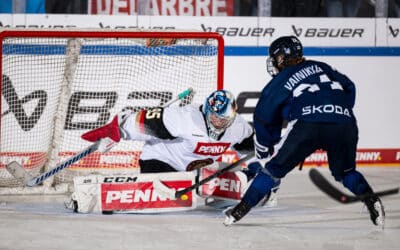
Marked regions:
[81,115,122,143]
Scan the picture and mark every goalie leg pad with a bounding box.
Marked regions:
[205,197,238,210]
[198,167,248,201]
[70,172,197,214]
[67,175,100,213]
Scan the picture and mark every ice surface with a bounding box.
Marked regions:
[0,167,399,250]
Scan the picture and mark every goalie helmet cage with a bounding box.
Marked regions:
[0,28,224,194]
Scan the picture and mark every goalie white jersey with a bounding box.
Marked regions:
[124,105,254,171]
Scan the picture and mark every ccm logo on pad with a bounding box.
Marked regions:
[194,142,231,156]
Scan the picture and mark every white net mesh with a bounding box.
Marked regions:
[0,29,223,190]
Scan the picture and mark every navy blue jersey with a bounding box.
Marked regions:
[254,60,356,147]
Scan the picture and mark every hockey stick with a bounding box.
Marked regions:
[6,88,194,187]
[174,152,255,199]
[309,168,399,203]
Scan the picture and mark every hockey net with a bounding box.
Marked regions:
[0,28,224,194]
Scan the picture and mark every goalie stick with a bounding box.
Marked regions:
[6,88,194,187]
[309,168,399,203]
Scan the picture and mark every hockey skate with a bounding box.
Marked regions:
[223,200,251,226]
[363,196,385,228]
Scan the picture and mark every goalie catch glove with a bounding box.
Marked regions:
[254,137,274,159]
[81,111,132,143]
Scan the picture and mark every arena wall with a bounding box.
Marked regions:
[1,15,399,166]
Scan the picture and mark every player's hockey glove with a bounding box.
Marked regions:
[254,139,274,159]
[242,161,262,180]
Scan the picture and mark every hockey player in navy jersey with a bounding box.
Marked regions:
[224,36,385,227]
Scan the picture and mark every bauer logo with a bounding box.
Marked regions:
[101,180,193,211]
[291,25,364,38]
[1,74,47,131]
[201,24,274,37]
[64,91,178,130]
[193,142,231,156]
[389,25,399,38]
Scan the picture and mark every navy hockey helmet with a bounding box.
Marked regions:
[202,90,237,139]
[267,36,304,76]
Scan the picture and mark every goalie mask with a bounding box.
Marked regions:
[266,36,304,76]
[202,90,237,140]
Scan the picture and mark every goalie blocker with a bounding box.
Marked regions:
[67,163,249,213]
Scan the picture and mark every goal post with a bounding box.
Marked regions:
[0,28,224,193]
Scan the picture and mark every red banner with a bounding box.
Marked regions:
[89,0,234,16]
[303,148,400,167]
[218,149,400,167]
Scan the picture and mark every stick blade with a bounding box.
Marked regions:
[310,168,400,203]
[309,168,349,203]
[5,161,33,185]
